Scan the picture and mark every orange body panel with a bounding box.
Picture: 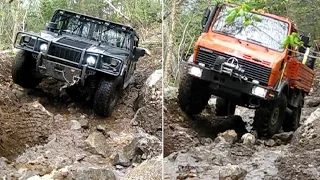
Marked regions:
[285,59,315,92]
[194,4,315,93]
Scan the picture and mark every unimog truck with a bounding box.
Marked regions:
[178,3,318,137]
[13,9,148,117]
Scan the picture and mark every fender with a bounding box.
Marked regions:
[276,80,289,96]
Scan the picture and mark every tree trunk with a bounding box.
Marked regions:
[164,0,177,85]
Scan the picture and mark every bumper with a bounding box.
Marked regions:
[182,61,277,102]
[37,53,85,85]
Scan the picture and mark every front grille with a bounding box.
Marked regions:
[57,38,92,49]
[195,48,271,85]
[48,43,82,63]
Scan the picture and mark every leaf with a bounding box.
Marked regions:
[253,15,262,22]
[225,10,237,24]
[242,4,252,12]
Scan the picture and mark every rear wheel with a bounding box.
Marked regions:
[253,94,287,138]
[215,97,236,116]
[12,50,42,88]
[93,78,121,117]
[178,73,211,115]
[283,100,303,132]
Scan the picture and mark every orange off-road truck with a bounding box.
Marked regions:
[178,3,318,137]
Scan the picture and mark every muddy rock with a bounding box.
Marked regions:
[70,120,82,130]
[113,153,132,167]
[96,125,107,134]
[304,96,320,107]
[292,108,320,151]
[264,139,276,147]
[133,69,162,138]
[85,132,110,157]
[304,107,320,124]
[272,132,294,143]
[241,133,256,146]
[122,133,161,163]
[218,130,238,144]
[78,118,89,129]
[124,155,162,180]
[219,165,247,180]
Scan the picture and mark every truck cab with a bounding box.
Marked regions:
[178,3,317,137]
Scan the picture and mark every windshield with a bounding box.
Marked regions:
[52,12,131,50]
[212,5,289,51]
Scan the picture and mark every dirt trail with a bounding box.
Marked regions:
[0,40,162,179]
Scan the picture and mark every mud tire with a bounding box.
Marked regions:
[253,94,287,138]
[93,78,121,117]
[178,73,211,115]
[283,100,303,132]
[215,97,236,116]
[12,50,42,88]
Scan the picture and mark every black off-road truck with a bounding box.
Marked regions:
[13,9,148,117]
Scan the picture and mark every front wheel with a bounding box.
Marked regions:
[12,50,42,88]
[178,73,211,115]
[215,97,236,116]
[93,78,121,117]
[253,94,287,138]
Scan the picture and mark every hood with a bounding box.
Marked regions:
[39,31,129,59]
[196,33,286,68]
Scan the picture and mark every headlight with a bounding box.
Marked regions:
[22,36,31,43]
[40,43,48,52]
[110,59,119,66]
[86,56,96,66]
[189,66,203,77]
[252,86,267,98]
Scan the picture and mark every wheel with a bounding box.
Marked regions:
[253,94,287,138]
[283,100,303,132]
[215,97,236,116]
[178,72,211,115]
[93,78,121,117]
[12,50,42,88]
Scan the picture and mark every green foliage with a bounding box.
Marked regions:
[0,0,161,50]
[281,32,304,48]
[225,4,261,26]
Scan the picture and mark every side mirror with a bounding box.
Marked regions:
[46,22,58,31]
[300,35,310,47]
[202,6,218,33]
[201,8,211,29]
[133,47,151,61]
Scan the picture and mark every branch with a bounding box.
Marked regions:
[105,0,130,21]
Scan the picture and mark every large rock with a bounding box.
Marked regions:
[133,69,162,138]
[218,130,238,144]
[219,165,247,180]
[124,155,162,180]
[122,133,161,163]
[85,132,110,157]
[292,107,320,150]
